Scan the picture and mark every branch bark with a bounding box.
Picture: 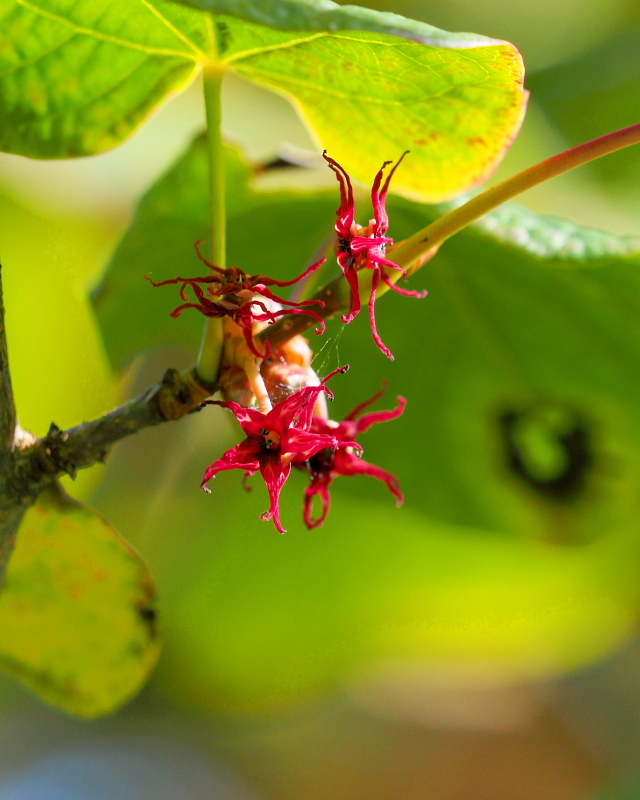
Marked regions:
[11,367,216,495]
[0,264,15,451]
[0,263,21,581]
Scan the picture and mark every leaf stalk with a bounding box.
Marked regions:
[197,62,227,383]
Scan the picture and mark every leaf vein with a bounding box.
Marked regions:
[134,0,206,58]
[14,0,199,61]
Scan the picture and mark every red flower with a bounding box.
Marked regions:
[201,367,358,533]
[323,152,427,360]
[147,241,326,359]
[303,388,406,529]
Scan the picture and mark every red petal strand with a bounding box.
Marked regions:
[374,151,409,237]
[368,268,394,360]
[353,396,407,435]
[333,450,404,505]
[144,274,196,288]
[194,239,226,274]
[340,261,361,325]
[303,475,333,530]
[169,301,224,319]
[251,285,325,309]
[210,399,267,436]
[247,299,280,324]
[259,460,292,533]
[344,382,389,421]
[380,272,428,298]
[201,440,261,490]
[368,254,407,277]
[350,235,393,254]
[370,160,394,235]
[323,151,355,235]
[255,256,327,288]
[276,306,327,335]
[268,384,328,431]
[321,364,350,388]
[282,429,339,462]
[239,315,270,358]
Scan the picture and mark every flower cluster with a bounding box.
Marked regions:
[152,152,422,531]
[201,367,357,533]
[147,240,326,360]
[203,368,406,532]
[323,151,427,360]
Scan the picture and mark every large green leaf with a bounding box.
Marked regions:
[94,135,640,375]
[0,484,159,717]
[0,0,525,200]
[90,147,640,707]
[94,411,640,711]
[0,0,206,157]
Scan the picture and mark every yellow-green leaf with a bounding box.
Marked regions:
[0,0,526,200]
[0,485,159,717]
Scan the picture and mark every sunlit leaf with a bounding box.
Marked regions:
[205,8,527,201]
[0,484,159,717]
[0,0,206,157]
[0,0,525,199]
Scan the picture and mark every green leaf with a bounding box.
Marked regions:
[172,0,504,44]
[91,178,640,708]
[345,193,640,542]
[0,0,526,200]
[464,199,640,260]
[527,29,640,188]
[94,133,640,375]
[0,0,207,157]
[93,137,337,371]
[210,11,527,201]
[0,484,159,717]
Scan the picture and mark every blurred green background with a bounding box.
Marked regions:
[2,0,640,798]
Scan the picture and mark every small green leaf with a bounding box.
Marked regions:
[0,484,159,717]
[93,137,337,371]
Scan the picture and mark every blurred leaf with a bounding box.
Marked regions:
[337,193,640,542]
[93,137,337,371]
[96,182,640,710]
[0,484,159,717]
[116,454,640,711]
[0,0,525,200]
[465,200,640,260]
[527,27,640,188]
[0,0,206,157]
